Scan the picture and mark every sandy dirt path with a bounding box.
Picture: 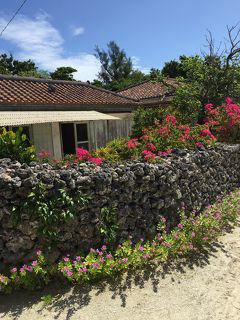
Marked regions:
[0,222,240,320]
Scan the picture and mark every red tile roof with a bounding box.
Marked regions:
[118,79,178,101]
[0,75,138,106]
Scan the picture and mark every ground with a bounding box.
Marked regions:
[0,221,240,320]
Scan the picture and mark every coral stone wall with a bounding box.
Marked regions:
[0,144,240,265]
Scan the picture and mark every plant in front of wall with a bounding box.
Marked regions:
[99,207,118,243]
[0,127,36,164]
[11,182,89,241]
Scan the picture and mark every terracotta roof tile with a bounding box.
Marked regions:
[0,75,137,106]
[118,79,178,101]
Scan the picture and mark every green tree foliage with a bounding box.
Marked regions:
[173,55,240,124]
[50,67,77,81]
[0,53,36,75]
[94,41,150,91]
[95,41,133,85]
[131,106,175,137]
[161,59,186,78]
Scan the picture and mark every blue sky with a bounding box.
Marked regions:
[0,0,240,80]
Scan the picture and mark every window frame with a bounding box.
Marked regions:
[74,122,89,150]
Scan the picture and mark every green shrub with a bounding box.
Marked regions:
[0,127,36,163]
[131,106,176,137]
[94,138,132,162]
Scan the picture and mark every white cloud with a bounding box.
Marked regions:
[71,26,85,36]
[0,14,100,81]
[132,56,150,74]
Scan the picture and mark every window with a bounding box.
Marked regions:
[74,123,89,150]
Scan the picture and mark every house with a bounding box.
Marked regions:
[0,75,138,159]
[118,79,178,106]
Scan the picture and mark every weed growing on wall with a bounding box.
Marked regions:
[11,182,89,241]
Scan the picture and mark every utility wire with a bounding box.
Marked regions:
[0,0,29,37]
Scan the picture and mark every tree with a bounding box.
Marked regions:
[161,60,186,78]
[173,25,240,124]
[50,67,77,81]
[94,41,133,86]
[0,53,37,75]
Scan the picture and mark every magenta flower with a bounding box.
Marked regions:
[106,254,113,259]
[11,267,17,273]
[27,266,33,272]
[100,257,105,262]
[82,267,88,273]
[101,245,107,250]
[92,262,100,268]
[63,257,69,262]
[75,256,81,261]
[177,223,183,229]
[123,258,128,263]
[67,271,73,277]
[31,260,38,267]
[98,251,103,256]
[138,246,144,251]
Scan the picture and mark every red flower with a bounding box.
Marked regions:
[165,115,177,125]
[127,138,139,149]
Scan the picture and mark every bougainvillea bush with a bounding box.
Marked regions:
[204,97,240,143]
[1,189,239,293]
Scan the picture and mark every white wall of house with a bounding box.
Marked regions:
[31,115,133,160]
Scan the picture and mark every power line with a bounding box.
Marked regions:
[0,0,29,37]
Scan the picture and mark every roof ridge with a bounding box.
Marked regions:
[0,74,139,103]
[117,80,151,92]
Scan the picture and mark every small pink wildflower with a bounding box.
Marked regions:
[67,271,73,277]
[63,257,69,262]
[75,256,81,261]
[138,246,144,251]
[203,236,209,241]
[100,257,105,263]
[177,223,183,229]
[106,254,113,259]
[143,253,150,259]
[36,250,42,256]
[31,260,38,267]
[101,245,107,250]
[92,262,100,268]
[82,267,88,273]
[191,232,196,238]
[27,266,33,272]
[11,267,17,273]
[123,258,128,263]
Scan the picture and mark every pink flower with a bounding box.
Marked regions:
[123,258,128,263]
[76,148,90,160]
[165,115,177,125]
[203,236,209,241]
[107,254,113,259]
[89,157,104,166]
[138,246,144,251]
[100,257,105,262]
[98,251,103,256]
[67,271,73,277]
[75,256,81,261]
[128,138,139,149]
[11,267,17,273]
[101,245,107,250]
[27,266,33,272]
[177,223,183,229]
[196,142,204,148]
[92,262,100,268]
[63,257,69,262]
[38,150,50,158]
[31,260,38,267]
[142,150,156,161]
[191,232,196,238]
[143,253,150,259]
[82,267,88,273]
[189,243,193,250]
[146,142,156,152]
[36,250,42,256]
[0,275,8,283]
